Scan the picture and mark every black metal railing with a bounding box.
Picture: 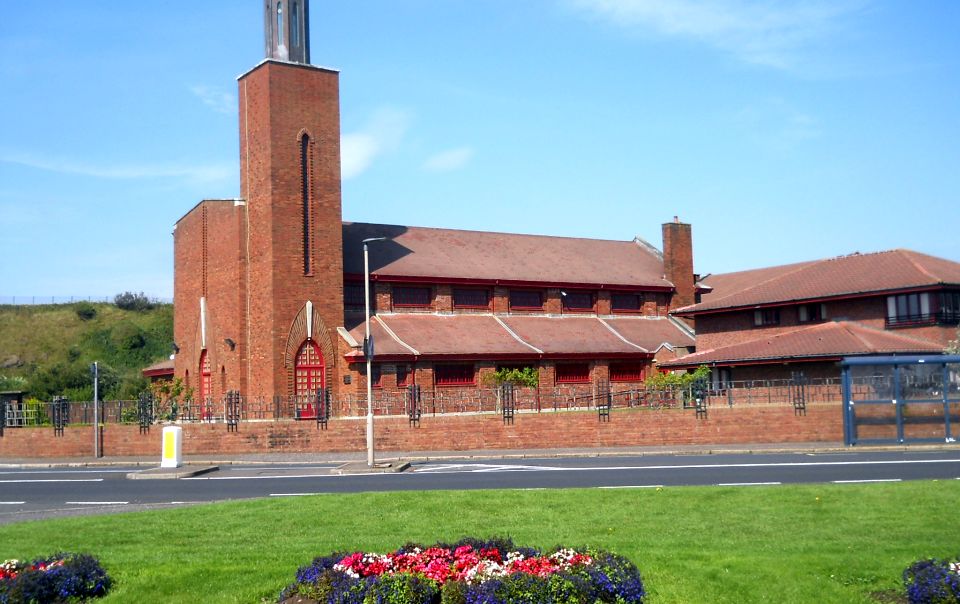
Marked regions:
[886,310,960,328]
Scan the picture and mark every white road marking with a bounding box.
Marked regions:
[64,501,129,505]
[0,479,104,483]
[718,482,782,486]
[415,458,960,474]
[270,493,325,497]
[831,479,902,484]
[0,501,26,505]
[184,473,345,481]
[598,485,664,489]
[0,469,132,475]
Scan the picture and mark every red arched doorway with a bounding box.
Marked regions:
[199,350,212,420]
[294,339,325,396]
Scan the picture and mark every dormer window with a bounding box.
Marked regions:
[612,293,643,313]
[453,288,490,309]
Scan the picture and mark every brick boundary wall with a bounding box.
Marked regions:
[1,404,844,459]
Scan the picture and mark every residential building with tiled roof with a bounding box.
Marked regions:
[664,250,960,382]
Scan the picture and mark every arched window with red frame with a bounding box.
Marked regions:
[295,339,325,397]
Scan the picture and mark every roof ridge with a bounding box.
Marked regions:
[373,315,420,356]
[596,318,649,352]
[492,316,544,354]
[897,249,941,283]
[344,221,638,245]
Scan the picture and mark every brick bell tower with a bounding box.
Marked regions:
[237,0,344,397]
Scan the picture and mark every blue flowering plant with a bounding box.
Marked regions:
[904,556,960,604]
[279,537,645,603]
[0,552,112,603]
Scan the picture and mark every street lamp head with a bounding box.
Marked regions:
[362,236,387,245]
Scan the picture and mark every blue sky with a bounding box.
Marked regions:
[1,1,958,299]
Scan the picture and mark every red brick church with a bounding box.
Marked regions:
[172,0,699,410]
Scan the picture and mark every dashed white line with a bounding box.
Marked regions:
[832,479,902,484]
[270,493,324,497]
[64,501,129,505]
[0,501,26,505]
[718,482,782,487]
[0,479,104,483]
[598,485,664,489]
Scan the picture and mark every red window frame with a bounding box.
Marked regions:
[562,291,594,312]
[396,365,412,388]
[453,288,490,309]
[753,309,781,327]
[294,339,325,396]
[369,364,383,389]
[435,364,475,386]
[509,289,543,311]
[344,282,366,308]
[612,293,643,313]
[556,362,590,384]
[610,362,646,382]
[393,286,431,308]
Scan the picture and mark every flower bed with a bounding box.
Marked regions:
[280,537,645,603]
[904,556,960,603]
[0,553,111,604]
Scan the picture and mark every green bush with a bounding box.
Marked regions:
[114,291,156,312]
[74,301,97,321]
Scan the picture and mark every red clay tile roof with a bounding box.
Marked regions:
[660,321,944,368]
[342,222,672,289]
[142,359,175,377]
[677,250,960,315]
[343,314,693,359]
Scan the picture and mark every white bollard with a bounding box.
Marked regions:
[160,426,183,468]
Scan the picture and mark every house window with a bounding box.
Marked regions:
[435,364,475,386]
[562,291,593,312]
[294,340,324,396]
[886,293,932,327]
[453,288,489,309]
[367,364,382,389]
[610,362,645,382]
[753,309,780,327]
[291,2,299,47]
[344,282,366,309]
[509,289,543,310]
[393,286,431,308]
[798,303,827,323]
[276,2,283,46]
[941,292,960,324]
[556,362,590,384]
[397,365,412,388]
[611,293,643,312]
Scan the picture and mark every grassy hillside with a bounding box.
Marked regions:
[0,301,173,401]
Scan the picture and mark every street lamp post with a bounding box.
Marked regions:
[363,237,386,467]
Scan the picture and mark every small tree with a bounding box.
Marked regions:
[484,366,539,388]
[114,291,156,312]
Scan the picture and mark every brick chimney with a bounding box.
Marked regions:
[662,217,695,310]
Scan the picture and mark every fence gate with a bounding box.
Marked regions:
[841,355,960,446]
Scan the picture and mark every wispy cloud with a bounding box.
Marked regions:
[0,150,234,184]
[422,147,474,172]
[341,108,411,180]
[190,85,236,115]
[736,97,822,150]
[566,0,871,69]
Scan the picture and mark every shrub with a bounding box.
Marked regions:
[74,302,97,321]
[113,291,155,312]
[904,557,960,603]
[0,552,112,603]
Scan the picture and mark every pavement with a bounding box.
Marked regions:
[2,440,957,469]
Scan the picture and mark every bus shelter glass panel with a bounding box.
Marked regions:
[847,364,898,443]
[900,363,949,441]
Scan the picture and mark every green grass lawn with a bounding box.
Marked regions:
[2,481,958,603]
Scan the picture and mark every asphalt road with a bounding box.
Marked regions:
[2,449,960,524]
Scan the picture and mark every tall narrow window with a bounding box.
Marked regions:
[291,2,299,47]
[295,340,325,396]
[277,2,284,46]
[301,134,311,274]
